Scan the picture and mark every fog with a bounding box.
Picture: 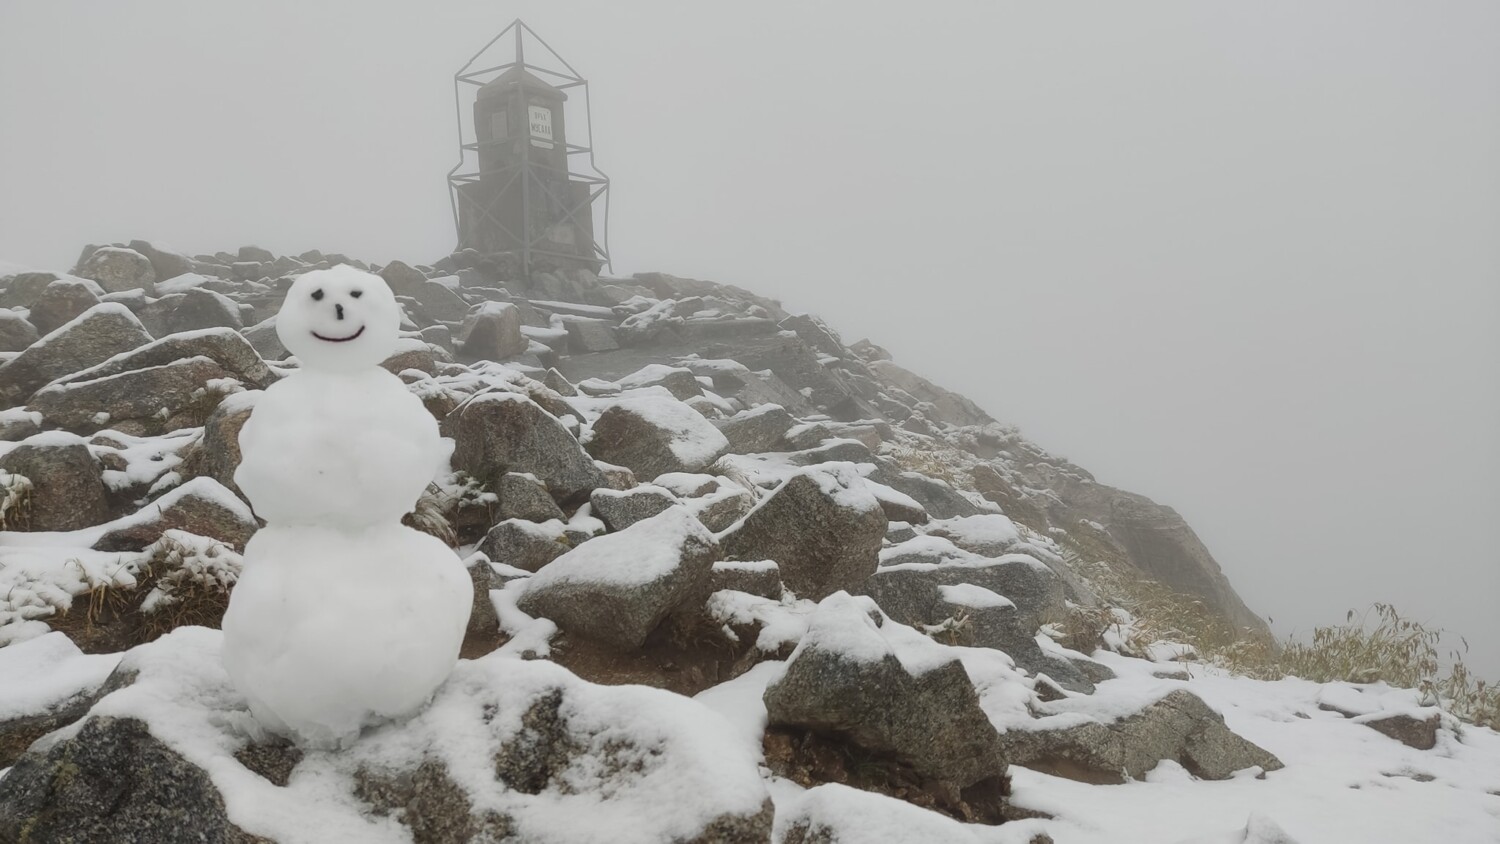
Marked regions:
[2,2,1497,674]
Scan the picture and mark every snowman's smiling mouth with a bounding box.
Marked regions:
[312,326,365,343]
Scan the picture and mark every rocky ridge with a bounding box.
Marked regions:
[0,241,1399,842]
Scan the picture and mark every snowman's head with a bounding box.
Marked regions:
[276,266,400,372]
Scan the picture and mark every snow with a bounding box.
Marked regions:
[220,266,470,748]
[235,366,447,527]
[153,272,211,295]
[0,545,145,643]
[526,506,710,590]
[1004,658,1500,843]
[0,631,120,721]
[939,583,1015,610]
[96,427,197,493]
[927,513,1023,551]
[136,530,242,614]
[221,524,470,748]
[704,590,817,653]
[27,628,771,844]
[616,363,693,390]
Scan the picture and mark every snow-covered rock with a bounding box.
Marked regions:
[719,464,886,601]
[518,507,717,649]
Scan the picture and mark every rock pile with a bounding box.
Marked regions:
[0,242,1292,842]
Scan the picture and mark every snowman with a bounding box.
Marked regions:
[221,265,471,748]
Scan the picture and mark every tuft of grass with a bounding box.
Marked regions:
[1222,603,1500,730]
[136,531,241,640]
[0,471,32,531]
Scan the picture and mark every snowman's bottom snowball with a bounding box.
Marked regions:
[221,523,472,748]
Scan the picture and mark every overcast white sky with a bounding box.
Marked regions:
[2,2,1497,674]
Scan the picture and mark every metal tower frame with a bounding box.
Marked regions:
[447,20,611,274]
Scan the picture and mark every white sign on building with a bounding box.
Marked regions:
[528,104,554,149]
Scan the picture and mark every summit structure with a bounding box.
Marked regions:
[448,20,611,276]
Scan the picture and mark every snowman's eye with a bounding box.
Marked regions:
[311,289,325,301]
[350,289,363,299]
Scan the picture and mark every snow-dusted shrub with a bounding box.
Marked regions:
[137,529,242,638]
[1232,602,1500,729]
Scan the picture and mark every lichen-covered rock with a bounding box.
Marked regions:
[0,434,111,531]
[496,471,566,523]
[0,272,59,309]
[416,280,471,322]
[31,356,239,435]
[518,507,717,649]
[50,327,274,390]
[478,518,572,573]
[0,303,153,405]
[590,484,678,532]
[561,317,619,352]
[714,403,795,453]
[0,310,38,353]
[167,287,244,333]
[707,560,783,600]
[75,246,157,294]
[764,593,1009,791]
[28,278,102,336]
[179,391,260,498]
[444,392,605,504]
[719,465,886,600]
[457,301,527,361]
[0,716,264,844]
[584,397,730,481]
[92,477,258,552]
[858,554,1089,693]
[998,688,1284,783]
[869,467,984,520]
[617,364,703,400]
[379,259,428,297]
[1358,710,1443,750]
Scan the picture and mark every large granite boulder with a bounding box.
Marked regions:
[92,478,258,552]
[714,403,795,453]
[75,247,157,294]
[589,485,679,532]
[0,304,153,405]
[443,392,605,504]
[127,239,196,283]
[495,471,566,523]
[379,259,428,296]
[166,287,244,333]
[179,391,260,498]
[478,518,571,573]
[719,464,886,600]
[0,310,39,352]
[856,547,1087,691]
[764,593,1010,795]
[584,397,729,481]
[0,433,112,531]
[0,716,262,844]
[30,356,238,435]
[457,301,527,361]
[27,278,102,336]
[49,327,274,391]
[0,272,59,309]
[518,507,717,649]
